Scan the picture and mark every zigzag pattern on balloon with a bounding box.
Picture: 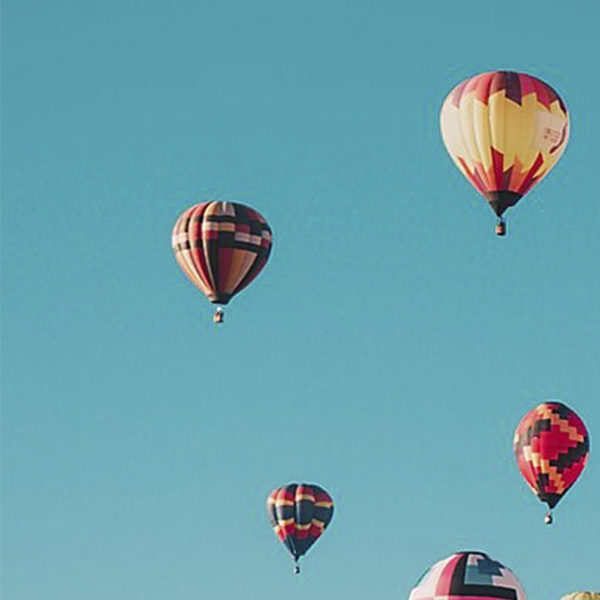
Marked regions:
[514,402,589,509]
[440,71,569,217]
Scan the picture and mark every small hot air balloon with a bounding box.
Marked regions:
[172,201,272,323]
[266,483,334,574]
[408,551,526,600]
[514,401,589,524]
[440,71,569,235]
[560,593,600,600]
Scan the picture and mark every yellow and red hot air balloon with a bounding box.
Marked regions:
[440,71,569,235]
[560,593,600,600]
[172,201,272,323]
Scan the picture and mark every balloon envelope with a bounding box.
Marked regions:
[267,483,334,564]
[440,71,569,218]
[409,551,526,600]
[514,401,589,509]
[560,593,600,600]
[172,201,272,305]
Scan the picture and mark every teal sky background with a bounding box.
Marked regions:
[2,1,599,599]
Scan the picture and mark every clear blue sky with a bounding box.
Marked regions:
[2,1,598,598]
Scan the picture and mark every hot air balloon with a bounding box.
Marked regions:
[560,593,600,600]
[514,401,589,524]
[408,551,526,600]
[440,71,569,235]
[172,201,272,323]
[267,483,334,574]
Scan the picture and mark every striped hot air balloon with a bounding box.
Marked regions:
[440,71,569,235]
[267,483,334,574]
[408,551,526,600]
[172,201,272,323]
[514,401,589,524]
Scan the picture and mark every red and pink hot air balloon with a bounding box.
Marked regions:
[514,401,589,524]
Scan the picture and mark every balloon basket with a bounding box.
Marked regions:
[213,308,224,324]
[544,511,553,525]
[495,220,506,236]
